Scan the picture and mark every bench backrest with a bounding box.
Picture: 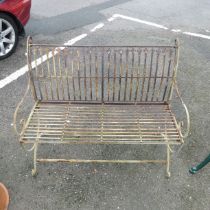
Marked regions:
[27,38,179,104]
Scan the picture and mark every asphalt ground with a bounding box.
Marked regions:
[0,0,210,209]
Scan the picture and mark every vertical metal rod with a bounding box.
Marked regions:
[26,37,37,100]
[77,50,82,100]
[32,142,38,176]
[95,50,98,100]
[166,143,171,177]
[39,48,44,77]
[167,40,180,102]
[129,49,135,101]
[46,48,53,100]
[58,48,65,100]
[34,48,43,100]
[89,50,93,100]
[140,49,147,101]
[32,118,41,177]
[52,48,59,100]
[107,50,111,101]
[146,48,154,101]
[71,51,76,100]
[124,49,129,101]
[162,50,172,101]
[134,49,141,101]
[64,48,71,100]
[83,50,87,101]
[113,51,117,101]
[157,51,166,101]
[151,50,160,101]
[34,47,38,77]
[39,48,48,100]
[101,49,104,102]
[118,50,123,101]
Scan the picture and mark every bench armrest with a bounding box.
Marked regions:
[13,78,34,137]
[173,82,190,139]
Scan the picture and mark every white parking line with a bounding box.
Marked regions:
[182,32,210,40]
[171,29,181,33]
[108,14,210,40]
[64,33,88,45]
[108,14,168,30]
[0,65,28,89]
[90,23,104,32]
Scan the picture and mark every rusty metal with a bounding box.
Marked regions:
[21,103,181,144]
[37,159,166,163]
[13,36,190,177]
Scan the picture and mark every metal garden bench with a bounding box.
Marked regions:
[13,37,190,177]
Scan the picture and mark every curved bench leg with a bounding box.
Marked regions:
[32,142,38,176]
[166,144,171,178]
[189,154,210,174]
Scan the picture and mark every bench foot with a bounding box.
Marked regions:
[166,171,171,178]
[32,169,37,177]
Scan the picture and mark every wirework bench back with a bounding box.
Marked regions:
[27,38,179,104]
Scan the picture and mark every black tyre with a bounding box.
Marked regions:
[0,13,19,60]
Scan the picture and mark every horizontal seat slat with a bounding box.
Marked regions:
[23,131,179,137]
[20,140,181,145]
[29,118,174,123]
[22,136,180,141]
[26,128,179,133]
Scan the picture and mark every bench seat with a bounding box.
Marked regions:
[21,102,182,145]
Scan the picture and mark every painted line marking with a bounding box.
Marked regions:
[90,23,104,32]
[171,29,181,33]
[107,16,115,22]
[182,32,210,40]
[107,14,210,40]
[109,14,168,30]
[0,66,28,89]
[64,33,88,45]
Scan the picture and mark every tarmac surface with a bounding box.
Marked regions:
[0,0,210,209]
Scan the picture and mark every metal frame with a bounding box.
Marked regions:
[13,36,190,177]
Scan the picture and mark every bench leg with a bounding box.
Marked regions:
[32,142,38,176]
[166,144,171,178]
